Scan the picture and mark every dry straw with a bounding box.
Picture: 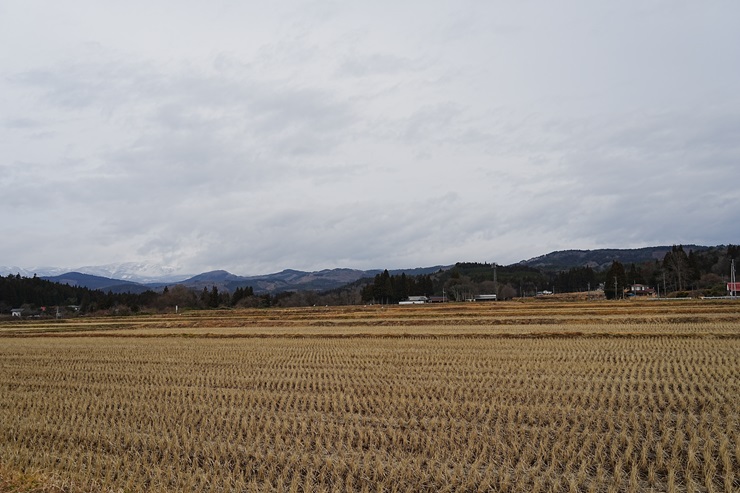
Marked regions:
[0,300,738,492]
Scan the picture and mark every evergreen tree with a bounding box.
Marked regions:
[663,245,690,292]
[230,286,254,306]
[727,244,739,260]
[553,267,596,293]
[604,261,627,300]
[208,286,220,308]
[397,273,409,301]
[627,263,644,285]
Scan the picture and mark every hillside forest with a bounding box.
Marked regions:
[1,245,737,316]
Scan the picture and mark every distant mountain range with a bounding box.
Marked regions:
[27,266,450,294]
[1,245,717,294]
[37,272,153,294]
[0,262,189,284]
[167,268,386,294]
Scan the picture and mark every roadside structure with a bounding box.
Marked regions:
[727,282,740,297]
[473,294,497,301]
[399,296,429,305]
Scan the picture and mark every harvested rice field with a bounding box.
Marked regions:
[1,299,738,492]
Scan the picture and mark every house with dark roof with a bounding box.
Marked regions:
[628,284,655,297]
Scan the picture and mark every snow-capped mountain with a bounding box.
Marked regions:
[0,266,71,278]
[73,262,192,283]
[0,263,191,284]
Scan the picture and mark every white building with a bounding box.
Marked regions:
[473,294,497,302]
[399,296,429,305]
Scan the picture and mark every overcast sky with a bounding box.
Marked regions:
[2,1,739,275]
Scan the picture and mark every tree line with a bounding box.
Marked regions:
[454,244,737,300]
[0,274,159,315]
[0,273,363,316]
[0,274,262,316]
[602,244,738,299]
[357,245,738,302]
[360,270,435,304]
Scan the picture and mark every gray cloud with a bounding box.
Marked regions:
[1,1,739,274]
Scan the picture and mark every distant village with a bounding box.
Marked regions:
[394,281,739,305]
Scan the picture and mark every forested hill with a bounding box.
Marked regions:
[518,245,709,271]
[0,274,157,315]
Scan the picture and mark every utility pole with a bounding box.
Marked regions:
[614,276,618,300]
[731,259,737,298]
[493,263,498,299]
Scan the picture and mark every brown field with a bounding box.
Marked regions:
[0,300,738,492]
